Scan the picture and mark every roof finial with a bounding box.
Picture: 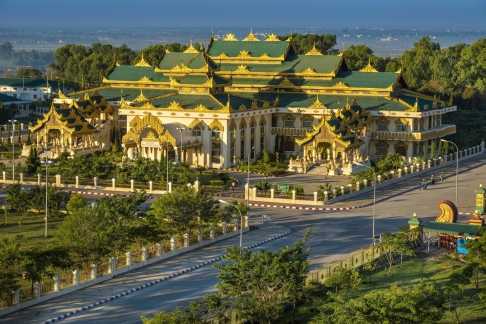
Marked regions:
[226,93,231,109]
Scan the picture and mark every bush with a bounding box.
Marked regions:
[209,180,224,186]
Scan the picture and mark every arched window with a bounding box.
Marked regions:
[284,117,294,128]
[192,126,202,136]
[211,126,221,139]
[230,127,236,139]
[396,122,406,132]
[302,118,312,128]
[240,124,246,137]
[378,122,388,131]
[377,146,388,155]
[260,121,265,134]
[250,123,256,136]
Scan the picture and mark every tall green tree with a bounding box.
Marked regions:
[214,229,311,324]
[151,187,219,239]
[0,239,22,307]
[25,147,40,174]
[279,33,337,54]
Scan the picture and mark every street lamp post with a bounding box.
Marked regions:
[41,157,53,237]
[8,119,17,183]
[441,139,459,206]
[219,199,243,248]
[355,162,376,245]
[166,140,170,193]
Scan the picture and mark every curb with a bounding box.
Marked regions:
[0,187,156,199]
[40,227,292,324]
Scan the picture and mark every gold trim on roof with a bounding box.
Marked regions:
[301,67,317,75]
[279,76,294,87]
[223,33,238,41]
[133,90,149,103]
[308,95,327,109]
[138,76,152,83]
[243,28,259,41]
[332,81,349,89]
[209,119,224,131]
[265,33,279,41]
[237,50,252,58]
[183,40,199,53]
[135,53,151,67]
[305,42,323,56]
[235,65,250,73]
[360,58,378,72]
[168,101,182,110]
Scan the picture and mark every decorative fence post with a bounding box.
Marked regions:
[363,179,368,188]
[2,171,6,183]
[210,226,215,240]
[126,252,132,269]
[377,175,382,184]
[109,257,116,278]
[130,179,135,192]
[141,246,148,263]
[194,179,200,192]
[398,169,402,178]
[422,162,426,170]
[93,177,98,189]
[73,269,80,287]
[332,188,337,198]
[184,234,190,248]
[404,166,408,175]
[348,184,353,194]
[56,174,61,186]
[222,222,227,235]
[244,184,249,200]
[53,275,61,295]
[252,188,257,200]
[19,172,24,183]
[14,289,20,309]
[171,238,177,251]
[270,188,275,201]
[75,176,79,188]
[356,181,360,191]
[324,191,328,202]
[292,190,296,203]
[427,160,431,168]
[313,191,318,203]
[198,229,203,243]
[37,173,42,185]
[168,181,172,193]
[34,282,41,301]
[156,243,163,257]
[149,181,153,193]
[91,264,98,283]
[340,186,345,196]
[112,178,116,190]
[390,170,395,179]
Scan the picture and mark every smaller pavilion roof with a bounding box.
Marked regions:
[423,222,481,237]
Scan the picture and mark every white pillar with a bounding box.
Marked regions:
[93,177,98,189]
[210,226,215,240]
[156,243,163,257]
[184,234,190,247]
[19,172,24,183]
[270,188,275,201]
[168,181,172,193]
[112,178,116,190]
[2,171,5,183]
[292,190,296,203]
[363,179,368,188]
[126,251,132,269]
[348,184,353,193]
[313,191,318,203]
[130,179,135,192]
[34,282,41,300]
[109,257,116,277]
[340,186,345,196]
[73,269,80,287]
[37,173,42,185]
[149,181,153,193]
[377,175,382,184]
[222,222,227,235]
[91,264,98,282]
[356,182,360,191]
[53,275,61,294]
[198,229,203,243]
[332,188,337,198]
[244,183,249,200]
[75,176,79,188]
[141,246,148,263]
[171,238,177,251]
[324,191,328,201]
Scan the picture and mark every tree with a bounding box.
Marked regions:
[5,184,31,216]
[21,246,72,298]
[66,193,88,214]
[214,229,311,324]
[313,281,445,324]
[55,206,121,267]
[15,67,43,78]
[131,45,165,67]
[376,228,415,276]
[151,187,219,240]
[25,147,40,174]
[279,33,337,54]
[254,179,271,194]
[0,42,13,60]
[324,266,361,294]
[0,239,22,307]
[344,44,373,71]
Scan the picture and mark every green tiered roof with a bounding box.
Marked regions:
[208,40,290,58]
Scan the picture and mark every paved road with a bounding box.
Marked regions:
[1,155,485,323]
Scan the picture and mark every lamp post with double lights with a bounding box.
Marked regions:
[219,199,243,248]
[166,140,170,193]
[8,119,17,182]
[41,158,53,237]
[247,146,255,227]
[441,139,459,206]
[355,162,377,245]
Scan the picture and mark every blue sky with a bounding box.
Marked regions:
[1,0,484,30]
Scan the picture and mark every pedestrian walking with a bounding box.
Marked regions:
[431,175,435,185]
[440,172,444,182]
[421,178,426,190]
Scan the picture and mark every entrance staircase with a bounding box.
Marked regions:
[306,162,329,177]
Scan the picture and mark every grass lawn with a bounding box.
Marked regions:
[0,210,63,249]
[286,252,486,323]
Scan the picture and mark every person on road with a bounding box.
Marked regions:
[431,175,435,185]
[422,178,426,190]
[440,172,444,182]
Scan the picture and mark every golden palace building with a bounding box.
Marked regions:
[29,30,456,175]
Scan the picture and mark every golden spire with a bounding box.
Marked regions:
[414,97,419,109]
[360,58,378,72]
[243,27,259,41]
[223,33,238,41]
[134,53,151,67]
[184,40,199,53]
[305,42,323,56]
[226,93,232,109]
[352,97,358,106]
[309,95,327,109]
[265,33,279,41]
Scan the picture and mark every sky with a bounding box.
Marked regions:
[0,0,485,30]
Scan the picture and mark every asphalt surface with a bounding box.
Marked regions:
[1,154,485,323]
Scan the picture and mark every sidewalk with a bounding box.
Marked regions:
[0,224,290,324]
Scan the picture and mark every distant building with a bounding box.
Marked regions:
[0,78,73,101]
[0,93,31,118]
[27,31,456,174]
